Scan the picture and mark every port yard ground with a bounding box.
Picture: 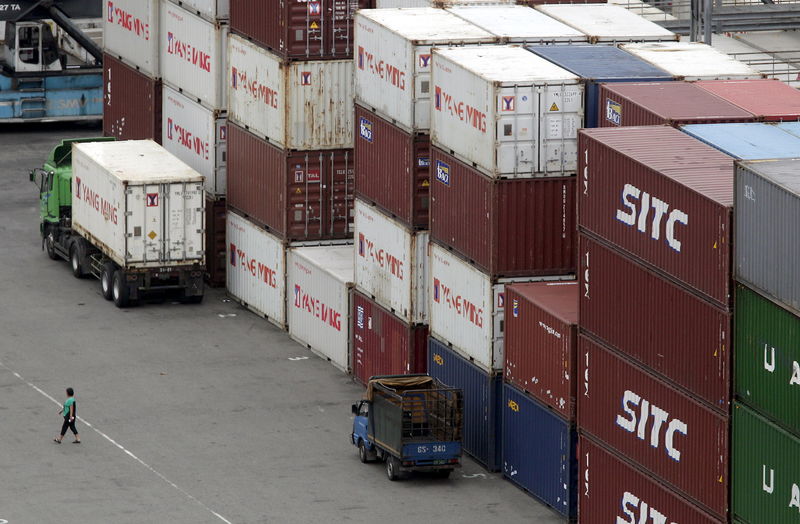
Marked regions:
[0,124,559,523]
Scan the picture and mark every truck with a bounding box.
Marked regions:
[30,139,206,307]
[351,374,463,481]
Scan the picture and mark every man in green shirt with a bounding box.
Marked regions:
[54,387,80,444]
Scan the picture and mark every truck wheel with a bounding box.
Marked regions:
[100,263,116,301]
[70,243,85,278]
[45,231,58,260]
[358,441,369,463]
[112,270,130,308]
[386,456,401,481]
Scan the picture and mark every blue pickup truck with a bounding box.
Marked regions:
[351,374,463,481]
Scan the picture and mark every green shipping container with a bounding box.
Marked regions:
[735,283,800,434]
[733,402,800,523]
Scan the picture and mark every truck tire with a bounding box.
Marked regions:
[70,243,85,278]
[112,270,130,308]
[100,263,116,301]
[45,231,58,260]
[358,440,369,463]
[386,456,401,481]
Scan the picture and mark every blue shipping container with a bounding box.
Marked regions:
[776,121,800,137]
[428,337,502,472]
[681,122,800,159]
[502,383,577,520]
[526,45,673,128]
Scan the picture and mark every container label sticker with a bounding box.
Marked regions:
[435,160,450,186]
[359,117,373,143]
[432,353,444,366]
[148,231,158,240]
[308,2,321,15]
[497,293,504,309]
[512,299,519,318]
[356,305,364,329]
[501,96,515,112]
[146,193,159,207]
[294,170,304,183]
[301,72,312,86]
[606,98,622,126]
[549,102,560,112]
[418,156,430,168]
[220,125,227,140]
[419,54,432,69]
[307,169,321,183]
[507,399,520,412]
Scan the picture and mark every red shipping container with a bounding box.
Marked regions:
[355,104,430,230]
[205,195,226,288]
[230,0,371,61]
[227,122,354,242]
[352,290,428,386]
[504,281,578,420]
[579,435,725,524]
[578,126,734,307]
[598,82,756,128]
[695,78,800,122]
[578,335,730,519]
[431,147,576,278]
[579,234,731,411]
[103,53,162,143]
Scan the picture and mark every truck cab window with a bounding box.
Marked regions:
[359,402,369,417]
[18,26,40,65]
[45,172,53,192]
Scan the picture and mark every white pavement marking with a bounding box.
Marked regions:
[1,362,232,524]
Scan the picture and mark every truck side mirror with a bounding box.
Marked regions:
[351,403,359,415]
[29,170,35,183]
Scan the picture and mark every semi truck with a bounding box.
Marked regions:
[351,375,463,480]
[30,139,206,307]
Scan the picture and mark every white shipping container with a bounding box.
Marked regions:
[160,0,228,110]
[534,5,678,44]
[226,210,286,328]
[432,45,582,177]
[167,0,228,21]
[354,8,496,133]
[162,85,227,196]
[354,200,429,325]
[103,0,160,76]
[287,246,354,373]
[621,42,765,80]
[447,5,588,44]
[378,0,515,6]
[227,34,354,150]
[71,140,205,268]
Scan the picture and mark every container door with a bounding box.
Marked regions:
[327,149,354,238]
[539,82,582,176]
[287,0,323,59]
[214,117,227,196]
[126,183,167,264]
[496,85,537,176]
[492,283,506,372]
[287,153,325,240]
[328,0,367,58]
[165,182,204,263]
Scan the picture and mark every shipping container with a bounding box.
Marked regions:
[354,8,496,134]
[352,290,428,386]
[287,245,354,373]
[230,0,370,61]
[578,125,734,307]
[226,209,286,328]
[735,283,800,435]
[598,82,756,128]
[735,158,800,316]
[162,85,227,196]
[732,402,800,524]
[502,384,577,518]
[160,1,228,110]
[446,5,587,44]
[71,140,205,269]
[681,123,800,160]
[227,34,354,150]
[103,54,163,143]
[167,0,228,21]
[428,336,502,471]
[621,42,764,81]
[431,148,576,278]
[695,79,800,122]
[354,200,429,325]
[205,194,226,287]
[534,5,677,44]
[227,123,354,242]
[377,0,515,5]
[578,335,730,518]
[103,0,159,77]
[579,234,731,410]
[578,436,725,524]
[504,281,578,420]
[354,104,430,230]
[777,120,800,138]
[431,45,582,177]
[527,45,673,129]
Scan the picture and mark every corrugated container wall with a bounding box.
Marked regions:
[681,123,800,161]
[732,402,800,524]
[226,209,286,328]
[695,79,800,121]
[620,42,764,80]
[597,82,756,128]
[227,34,354,150]
[446,5,588,44]
[377,0,516,6]
[103,0,160,77]
[168,0,229,21]
[287,246,354,373]
[354,200,429,325]
[578,335,730,519]
[103,54,162,143]
[160,1,228,110]
[734,283,800,434]
[502,384,577,518]
[230,0,370,61]
[431,148,576,278]
[578,125,734,308]
[354,104,430,230]
[352,290,428,386]
[534,4,678,44]
[227,123,354,242]
[354,8,496,134]
[579,436,726,524]
[504,281,578,420]
[526,45,673,128]
[205,194,226,287]
[579,234,731,410]
[428,337,502,472]
[735,158,800,316]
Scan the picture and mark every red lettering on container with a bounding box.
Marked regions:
[293,284,342,331]
[166,32,212,73]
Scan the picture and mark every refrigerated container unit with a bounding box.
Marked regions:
[525,45,673,128]
[681,122,800,161]
[205,194,226,287]
[445,5,588,44]
[695,79,800,122]
[431,45,582,177]
[103,0,160,78]
[166,0,228,22]
[620,42,765,81]
[103,54,162,143]
[534,4,678,44]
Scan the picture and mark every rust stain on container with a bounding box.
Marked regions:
[103,54,162,143]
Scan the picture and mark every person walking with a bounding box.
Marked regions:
[54,387,80,444]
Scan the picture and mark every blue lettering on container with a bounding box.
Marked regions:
[435,160,450,186]
[359,117,373,143]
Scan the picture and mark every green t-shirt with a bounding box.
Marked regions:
[62,397,75,417]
